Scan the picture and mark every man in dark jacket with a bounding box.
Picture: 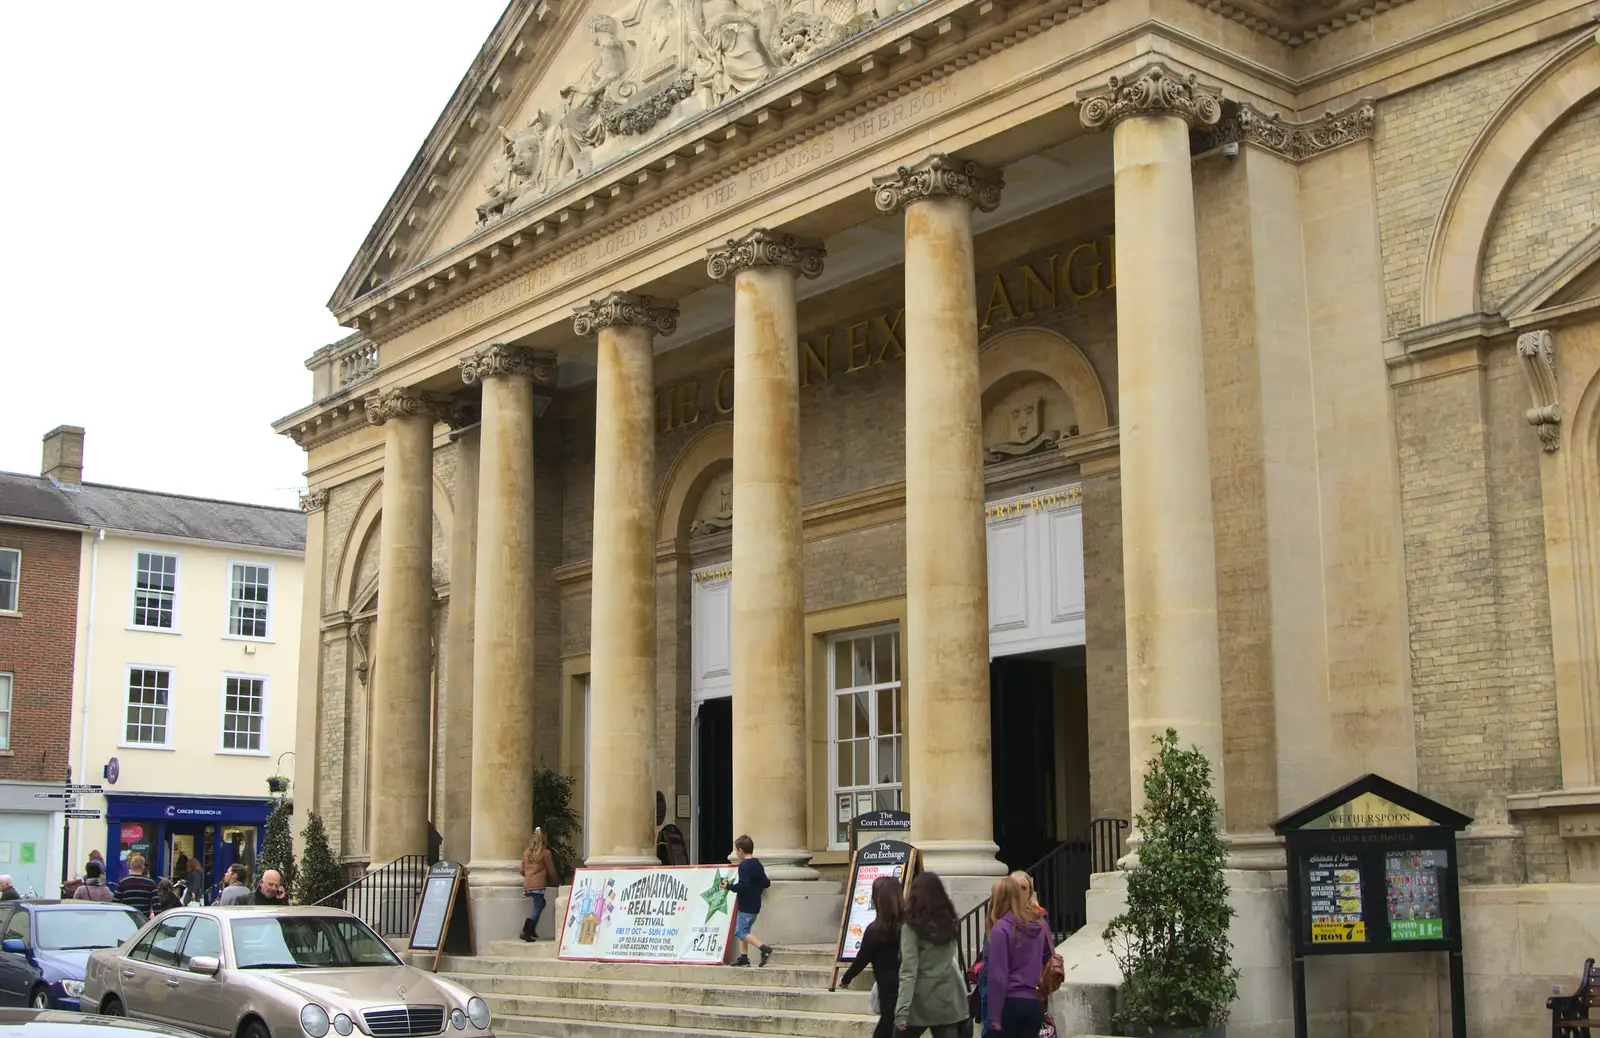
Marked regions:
[0,876,20,901]
[252,868,289,906]
[115,855,158,916]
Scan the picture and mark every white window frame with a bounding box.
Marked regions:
[218,672,269,756]
[826,624,903,851]
[0,548,19,614]
[0,673,12,752]
[224,560,274,641]
[122,664,175,749]
[128,550,181,633]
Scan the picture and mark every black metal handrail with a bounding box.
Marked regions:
[314,854,429,937]
[957,816,1127,973]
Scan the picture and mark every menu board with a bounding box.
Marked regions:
[1305,853,1366,944]
[831,840,917,974]
[1386,850,1447,941]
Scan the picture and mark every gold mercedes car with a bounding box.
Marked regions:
[80,907,493,1038]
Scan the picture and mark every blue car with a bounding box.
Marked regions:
[0,903,146,1011]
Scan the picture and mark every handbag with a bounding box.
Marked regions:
[869,982,880,1015]
[1038,1012,1057,1038]
[1036,950,1064,1000]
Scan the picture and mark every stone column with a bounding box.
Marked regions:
[1078,64,1228,817]
[459,344,553,943]
[573,293,679,865]
[441,409,481,863]
[363,389,439,864]
[872,156,1007,881]
[706,229,824,878]
[294,489,329,818]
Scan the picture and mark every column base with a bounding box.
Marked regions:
[584,853,659,868]
[466,859,528,948]
[759,848,819,882]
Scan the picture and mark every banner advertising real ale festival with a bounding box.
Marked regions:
[556,864,737,965]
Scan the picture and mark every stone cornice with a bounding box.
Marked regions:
[1191,100,1376,162]
[1077,62,1223,132]
[299,489,329,513]
[458,343,557,385]
[572,292,679,338]
[1180,0,1420,48]
[872,154,1004,214]
[283,398,370,451]
[706,229,826,282]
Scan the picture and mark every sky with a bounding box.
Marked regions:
[0,2,509,509]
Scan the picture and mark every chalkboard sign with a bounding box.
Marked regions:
[1274,775,1471,1038]
[408,860,475,972]
[828,840,919,990]
[849,810,911,852]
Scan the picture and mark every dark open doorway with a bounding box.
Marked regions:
[695,697,733,864]
[990,656,1059,872]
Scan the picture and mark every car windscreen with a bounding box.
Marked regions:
[35,909,146,950]
[231,916,402,969]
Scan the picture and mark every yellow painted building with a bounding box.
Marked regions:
[275,1,1600,1033]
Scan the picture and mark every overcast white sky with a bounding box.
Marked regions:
[0,2,508,509]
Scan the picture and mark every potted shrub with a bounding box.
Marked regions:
[1104,729,1240,1038]
[530,768,584,883]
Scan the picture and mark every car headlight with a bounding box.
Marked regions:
[466,998,490,1030]
[450,1010,467,1031]
[332,1016,354,1036]
[59,980,84,998]
[301,1004,331,1038]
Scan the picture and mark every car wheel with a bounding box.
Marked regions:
[101,997,125,1017]
[241,1018,271,1038]
[28,988,48,1010]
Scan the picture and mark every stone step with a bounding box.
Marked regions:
[480,940,844,971]
[489,1000,874,1038]
[447,972,874,1014]
[438,954,843,990]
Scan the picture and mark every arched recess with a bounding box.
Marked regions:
[1422,33,1600,325]
[978,327,1110,435]
[656,421,735,545]
[333,475,456,612]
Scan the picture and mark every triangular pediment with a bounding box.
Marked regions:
[332,0,904,313]
[1501,224,1600,322]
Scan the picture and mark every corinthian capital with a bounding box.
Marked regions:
[872,154,1004,215]
[572,292,680,338]
[706,229,825,283]
[299,488,328,513]
[364,388,436,426]
[1078,62,1222,132]
[459,344,557,386]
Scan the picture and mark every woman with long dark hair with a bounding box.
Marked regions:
[894,872,969,1037]
[841,877,905,1038]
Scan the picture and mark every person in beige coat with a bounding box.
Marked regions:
[520,828,558,942]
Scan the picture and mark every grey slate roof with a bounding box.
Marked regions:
[0,471,305,553]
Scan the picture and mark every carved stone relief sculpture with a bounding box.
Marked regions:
[689,477,734,535]
[1518,329,1562,452]
[983,391,1077,462]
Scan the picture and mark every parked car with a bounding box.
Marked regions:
[0,1007,204,1038]
[82,907,494,1038]
[0,903,147,1011]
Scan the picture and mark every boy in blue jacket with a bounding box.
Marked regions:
[721,833,775,966]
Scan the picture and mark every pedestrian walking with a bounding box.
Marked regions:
[154,878,183,914]
[985,878,1052,1038]
[519,828,558,942]
[252,869,289,905]
[840,876,904,1038]
[115,855,158,916]
[219,864,253,905]
[73,861,113,901]
[721,834,775,967]
[187,858,205,903]
[894,872,969,1037]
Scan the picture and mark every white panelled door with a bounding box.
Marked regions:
[986,485,1086,656]
[691,567,734,700]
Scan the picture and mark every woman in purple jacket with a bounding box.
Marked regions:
[984,880,1051,1037]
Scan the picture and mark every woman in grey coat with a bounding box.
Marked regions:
[894,872,970,1037]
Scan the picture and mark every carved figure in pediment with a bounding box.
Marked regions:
[689,480,734,536]
[546,15,635,184]
[983,394,1076,462]
[687,0,778,106]
[648,0,677,59]
[476,113,552,225]
[776,0,872,63]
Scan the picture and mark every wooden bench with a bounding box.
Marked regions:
[1549,958,1600,1036]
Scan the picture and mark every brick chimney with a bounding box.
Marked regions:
[41,426,85,485]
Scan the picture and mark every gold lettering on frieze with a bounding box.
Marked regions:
[874,309,904,363]
[981,274,1017,331]
[679,381,701,427]
[714,367,734,414]
[801,334,832,387]
[844,321,872,373]
[1019,258,1058,316]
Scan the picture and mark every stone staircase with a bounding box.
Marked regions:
[435,940,878,1038]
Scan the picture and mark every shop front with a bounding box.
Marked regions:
[102,794,274,898]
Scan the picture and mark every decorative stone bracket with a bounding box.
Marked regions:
[1561,810,1600,881]
[1191,99,1377,162]
[1518,329,1561,452]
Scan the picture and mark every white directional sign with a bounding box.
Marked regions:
[64,809,102,820]
[65,784,103,795]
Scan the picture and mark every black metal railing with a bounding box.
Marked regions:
[958,816,1127,972]
[314,855,429,937]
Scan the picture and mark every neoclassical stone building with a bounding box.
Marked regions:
[277,0,1600,1032]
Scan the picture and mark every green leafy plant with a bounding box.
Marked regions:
[530,768,584,883]
[294,811,345,906]
[1105,729,1240,1033]
[257,797,297,895]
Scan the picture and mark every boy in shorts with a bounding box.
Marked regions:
[721,834,774,966]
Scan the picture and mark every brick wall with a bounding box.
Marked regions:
[0,523,81,783]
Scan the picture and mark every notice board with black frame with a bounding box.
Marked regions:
[1273,774,1472,1038]
[828,839,921,990]
[408,860,476,972]
[849,810,911,853]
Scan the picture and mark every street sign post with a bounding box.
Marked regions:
[65,784,103,795]
[64,809,101,820]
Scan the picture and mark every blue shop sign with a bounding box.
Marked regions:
[104,794,274,826]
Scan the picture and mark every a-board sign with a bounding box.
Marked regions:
[557,864,737,965]
[1273,774,1472,1038]
[849,810,911,852]
[829,840,920,989]
[408,860,475,971]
